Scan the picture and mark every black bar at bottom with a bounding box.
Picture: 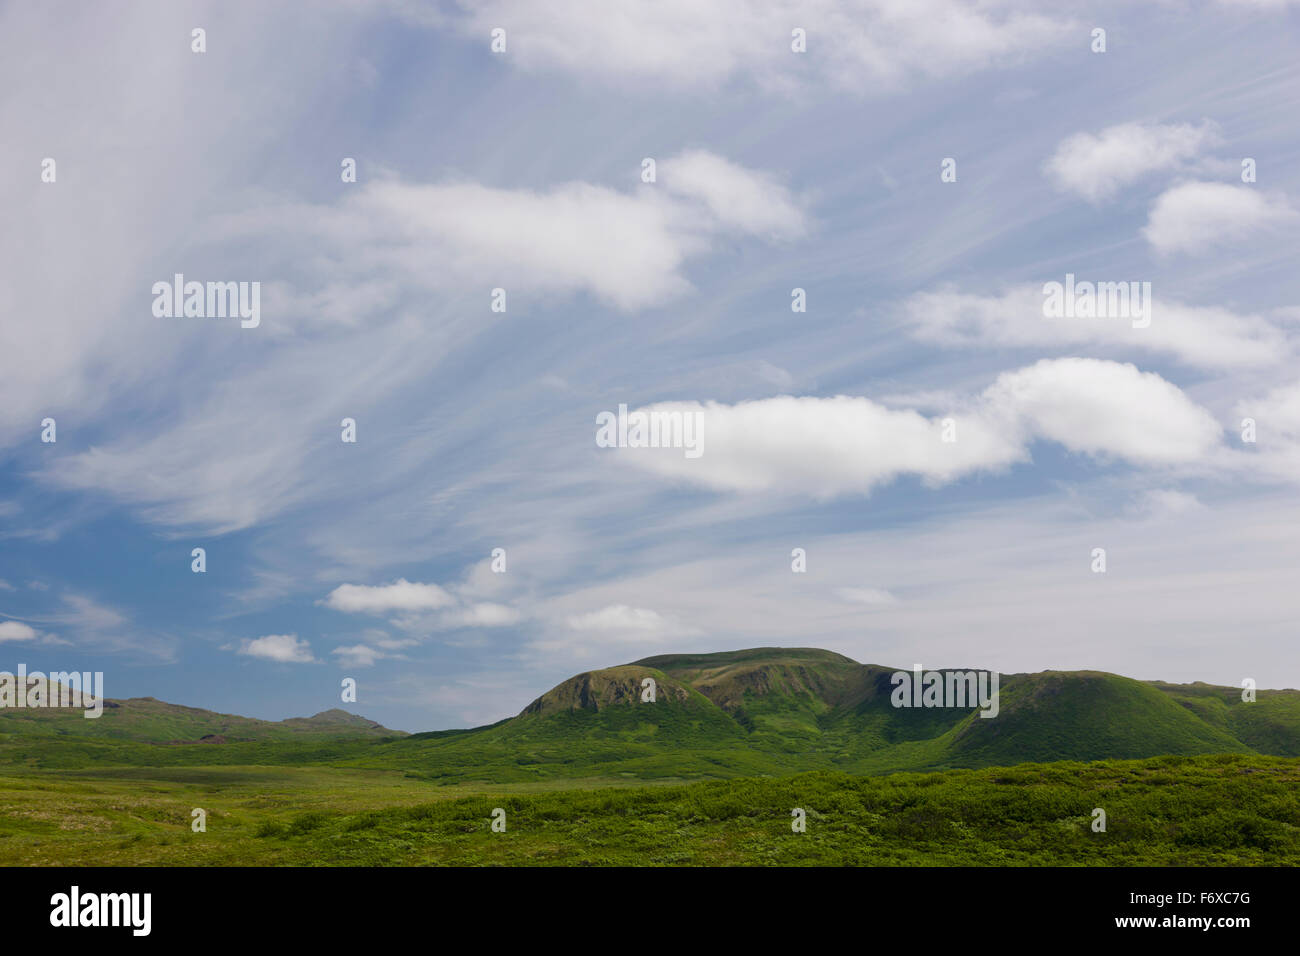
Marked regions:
[6,865,1288,940]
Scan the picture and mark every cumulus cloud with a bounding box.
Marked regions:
[903,286,1289,369]
[234,634,315,663]
[1045,121,1219,201]
[440,0,1074,93]
[1143,181,1296,254]
[612,358,1222,495]
[0,621,39,643]
[322,579,455,614]
[983,359,1221,465]
[321,573,522,639]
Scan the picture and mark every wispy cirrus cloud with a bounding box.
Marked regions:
[435,0,1075,94]
[38,150,808,536]
[902,285,1291,369]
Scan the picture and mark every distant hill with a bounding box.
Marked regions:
[0,679,403,743]
[2,648,1296,781]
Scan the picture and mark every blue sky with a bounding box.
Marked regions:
[2,0,1299,733]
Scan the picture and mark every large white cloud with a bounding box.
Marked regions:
[1143,181,1296,255]
[323,579,456,614]
[0,621,39,643]
[234,634,315,663]
[1045,121,1219,202]
[982,358,1222,465]
[612,358,1223,495]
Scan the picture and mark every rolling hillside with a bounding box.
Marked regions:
[0,678,403,744]
[2,648,1296,781]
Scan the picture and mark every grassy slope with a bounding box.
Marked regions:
[2,754,1296,866]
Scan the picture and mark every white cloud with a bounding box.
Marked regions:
[1134,489,1205,518]
[12,592,159,657]
[1234,379,1300,483]
[442,0,1074,94]
[214,150,806,315]
[531,602,701,660]
[36,151,808,536]
[903,285,1290,370]
[332,644,382,668]
[567,604,668,633]
[661,150,806,239]
[373,636,419,650]
[441,603,522,627]
[1143,181,1296,255]
[614,358,1222,495]
[323,579,455,614]
[0,621,39,643]
[56,594,127,631]
[235,634,315,663]
[984,358,1221,465]
[1244,380,1300,437]
[328,629,419,668]
[836,587,899,606]
[320,570,523,639]
[1045,121,1219,201]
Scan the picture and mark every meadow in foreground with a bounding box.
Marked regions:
[1,754,1296,866]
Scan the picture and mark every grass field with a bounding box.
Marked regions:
[3,753,1297,866]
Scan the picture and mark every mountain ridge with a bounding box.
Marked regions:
[0,680,404,743]
[3,648,1297,781]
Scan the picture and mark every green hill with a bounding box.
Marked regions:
[337,648,1300,783]
[2,648,1297,782]
[0,678,403,744]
